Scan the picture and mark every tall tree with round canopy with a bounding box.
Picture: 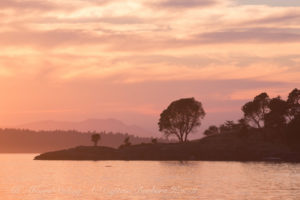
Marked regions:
[158,98,206,142]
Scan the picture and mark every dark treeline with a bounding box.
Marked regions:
[204,88,300,151]
[0,129,167,153]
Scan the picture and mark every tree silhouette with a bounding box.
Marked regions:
[264,97,289,129]
[242,92,270,128]
[91,134,101,146]
[204,125,219,136]
[287,88,300,120]
[158,97,205,142]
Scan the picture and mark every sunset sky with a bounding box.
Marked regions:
[0,0,299,135]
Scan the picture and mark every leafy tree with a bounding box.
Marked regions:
[264,97,289,129]
[158,98,206,142]
[287,88,300,120]
[242,92,270,128]
[91,134,101,146]
[204,125,219,136]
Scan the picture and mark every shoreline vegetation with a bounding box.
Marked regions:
[35,88,300,162]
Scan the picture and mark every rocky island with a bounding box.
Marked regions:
[34,132,300,162]
[36,89,300,162]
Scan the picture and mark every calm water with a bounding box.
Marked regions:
[0,154,300,200]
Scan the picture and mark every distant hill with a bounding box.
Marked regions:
[16,118,154,137]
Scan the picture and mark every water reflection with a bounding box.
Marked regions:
[0,154,300,200]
